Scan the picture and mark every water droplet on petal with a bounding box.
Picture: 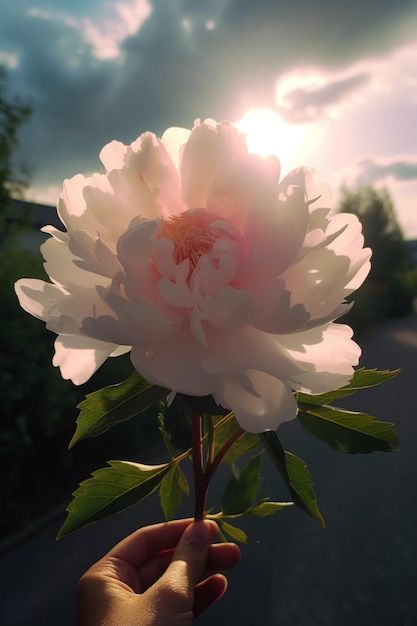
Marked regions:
[145,349,156,360]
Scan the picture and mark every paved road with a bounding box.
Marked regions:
[2,315,417,625]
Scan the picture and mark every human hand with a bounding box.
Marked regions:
[76,518,241,625]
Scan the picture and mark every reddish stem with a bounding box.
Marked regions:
[191,412,207,520]
[205,427,245,485]
[191,413,245,521]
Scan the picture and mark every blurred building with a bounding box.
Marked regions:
[10,198,60,250]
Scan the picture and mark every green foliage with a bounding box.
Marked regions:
[0,66,32,240]
[221,455,263,515]
[297,406,398,454]
[339,186,411,281]
[213,413,260,466]
[216,519,250,544]
[70,372,169,447]
[56,368,399,540]
[261,432,325,526]
[247,500,294,517]
[1,245,161,536]
[339,186,415,327]
[297,368,399,453]
[0,247,78,531]
[159,463,189,520]
[58,460,170,538]
[296,368,400,405]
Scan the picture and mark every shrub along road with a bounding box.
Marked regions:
[2,314,417,626]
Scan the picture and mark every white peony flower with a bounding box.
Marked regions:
[15,119,371,432]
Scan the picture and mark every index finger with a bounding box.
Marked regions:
[107,519,195,566]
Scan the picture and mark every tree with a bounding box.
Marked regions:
[338,186,411,283]
[338,186,414,322]
[0,66,31,238]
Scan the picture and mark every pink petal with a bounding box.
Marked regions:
[181,120,248,209]
[131,324,214,395]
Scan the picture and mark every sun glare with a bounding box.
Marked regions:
[235,108,312,172]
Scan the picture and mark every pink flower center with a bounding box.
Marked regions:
[157,208,219,272]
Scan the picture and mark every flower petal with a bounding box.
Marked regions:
[15,278,66,321]
[181,119,248,209]
[214,371,298,433]
[201,326,304,381]
[129,132,187,217]
[53,335,118,385]
[131,324,214,395]
[161,126,191,172]
[99,139,130,172]
[281,323,361,393]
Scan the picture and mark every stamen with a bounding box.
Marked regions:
[157,208,219,272]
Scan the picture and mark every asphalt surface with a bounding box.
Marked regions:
[2,314,417,626]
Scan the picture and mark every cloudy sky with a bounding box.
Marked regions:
[2,0,417,236]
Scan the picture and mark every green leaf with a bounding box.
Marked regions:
[261,432,324,526]
[285,451,325,526]
[296,368,400,407]
[260,431,289,483]
[159,463,189,521]
[57,460,170,538]
[217,519,249,544]
[297,405,399,453]
[246,500,294,517]
[213,413,260,466]
[158,410,177,458]
[221,454,262,515]
[69,372,169,447]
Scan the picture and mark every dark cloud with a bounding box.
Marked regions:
[276,72,370,123]
[2,0,417,193]
[354,157,417,185]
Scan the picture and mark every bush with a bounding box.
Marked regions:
[0,246,160,536]
[341,270,417,332]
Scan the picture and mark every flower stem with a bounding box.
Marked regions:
[191,414,245,521]
[191,412,207,521]
[205,427,245,485]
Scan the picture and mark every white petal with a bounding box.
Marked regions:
[161,126,191,172]
[110,345,131,357]
[191,236,241,296]
[53,335,117,385]
[41,236,114,287]
[131,324,214,395]
[279,167,332,214]
[158,276,197,308]
[281,323,361,393]
[41,225,69,245]
[200,287,259,329]
[84,167,160,236]
[99,139,129,172]
[253,282,311,334]
[214,371,298,433]
[117,220,157,276]
[235,185,309,295]
[201,326,304,381]
[128,132,186,217]
[181,120,248,209]
[98,284,173,337]
[82,315,153,345]
[15,279,67,321]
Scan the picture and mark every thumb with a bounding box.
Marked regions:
[150,520,218,614]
